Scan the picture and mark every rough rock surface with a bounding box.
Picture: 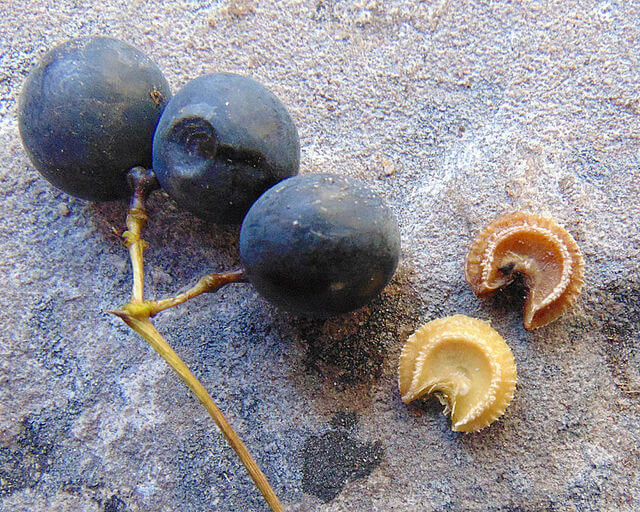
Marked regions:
[1,1,639,511]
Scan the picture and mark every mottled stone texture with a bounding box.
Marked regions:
[1,1,639,511]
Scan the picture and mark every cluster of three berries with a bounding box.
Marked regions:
[18,37,401,314]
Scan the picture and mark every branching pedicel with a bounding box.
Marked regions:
[110,167,285,512]
[107,170,401,511]
[19,37,401,511]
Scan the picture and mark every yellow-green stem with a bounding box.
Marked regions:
[113,170,286,512]
[149,269,247,315]
[123,208,148,304]
[111,312,285,512]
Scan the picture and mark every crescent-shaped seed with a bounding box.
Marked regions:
[398,315,517,433]
[465,212,585,330]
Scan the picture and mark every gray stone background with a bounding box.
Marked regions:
[1,0,639,511]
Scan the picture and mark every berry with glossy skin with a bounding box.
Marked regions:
[239,174,401,314]
[152,73,300,223]
[18,37,171,201]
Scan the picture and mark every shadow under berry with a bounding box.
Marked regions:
[271,263,421,394]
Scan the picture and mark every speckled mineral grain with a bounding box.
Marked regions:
[1,1,639,511]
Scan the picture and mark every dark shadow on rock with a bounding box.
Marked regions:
[598,279,640,400]
[484,273,528,321]
[405,394,447,420]
[272,264,422,392]
[103,494,128,512]
[399,394,470,441]
[301,412,383,503]
[0,416,54,498]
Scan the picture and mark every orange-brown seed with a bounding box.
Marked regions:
[465,212,584,330]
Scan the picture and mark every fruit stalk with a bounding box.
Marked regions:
[123,208,148,303]
[149,269,247,314]
[122,167,157,304]
[110,168,285,512]
[111,312,285,512]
